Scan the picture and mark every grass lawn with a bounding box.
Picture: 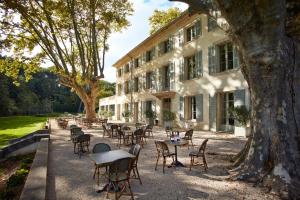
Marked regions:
[0,116,47,149]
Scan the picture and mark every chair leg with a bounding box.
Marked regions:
[190,156,193,171]
[163,156,166,173]
[93,166,97,179]
[203,155,208,171]
[127,180,134,200]
[155,155,160,171]
[135,166,142,185]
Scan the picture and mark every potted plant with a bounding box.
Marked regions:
[145,110,157,125]
[162,110,175,128]
[104,110,113,120]
[229,105,251,137]
[122,111,132,122]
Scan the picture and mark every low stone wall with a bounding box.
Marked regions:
[19,138,49,200]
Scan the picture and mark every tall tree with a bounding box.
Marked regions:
[0,0,133,119]
[171,0,300,198]
[149,7,181,34]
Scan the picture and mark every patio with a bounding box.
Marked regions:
[46,120,278,200]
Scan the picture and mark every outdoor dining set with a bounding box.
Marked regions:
[66,118,209,200]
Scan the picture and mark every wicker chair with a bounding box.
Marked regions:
[92,143,111,184]
[144,125,153,138]
[111,124,119,138]
[182,129,194,149]
[70,127,82,140]
[133,129,146,147]
[71,130,84,154]
[189,139,209,171]
[75,134,91,158]
[102,124,112,138]
[154,141,175,173]
[128,144,142,184]
[106,157,134,200]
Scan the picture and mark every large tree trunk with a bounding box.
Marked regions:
[213,0,300,198]
[82,93,97,120]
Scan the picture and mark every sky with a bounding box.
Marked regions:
[103,0,188,83]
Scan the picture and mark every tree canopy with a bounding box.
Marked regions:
[0,0,133,119]
[148,7,181,35]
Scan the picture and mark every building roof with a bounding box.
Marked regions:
[112,10,190,68]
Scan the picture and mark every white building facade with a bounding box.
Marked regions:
[99,11,250,137]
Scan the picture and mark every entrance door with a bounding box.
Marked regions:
[219,92,234,132]
[163,98,171,111]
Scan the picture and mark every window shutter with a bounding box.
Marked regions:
[139,101,143,122]
[195,50,203,77]
[234,89,245,107]
[155,68,161,91]
[196,94,203,122]
[160,67,165,91]
[121,80,125,95]
[207,16,218,32]
[151,100,156,113]
[169,62,175,90]
[208,45,217,74]
[195,19,202,36]
[158,42,164,56]
[179,96,184,120]
[178,29,184,47]
[138,77,143,92]
[142,101,146,120]
[168,35,174,51]
[142,74,146,90]
[233,46,239,68]
[179,58,184,81]
[209,94,217,130]
[142,53,146,65]
[151,71,156,90]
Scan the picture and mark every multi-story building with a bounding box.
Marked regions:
[99,11,250,137]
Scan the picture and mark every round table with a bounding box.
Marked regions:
[165,139,188,167]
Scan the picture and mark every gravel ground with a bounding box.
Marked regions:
[46,120,279,200]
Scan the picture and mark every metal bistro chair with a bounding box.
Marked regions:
[154,141,175,173]
[144,125,154,138]
[117,129,131,148]
[92,143,111,184]
[106,157,134,200]
[133,129,146,147]
[102,124,112,138]
[189,139,209,171]
[128,144,142,184]
[70,127,82,140]
[182,129,194,149]
[111,124,119,138]
[71,130,84,154]
[76,134,91,158]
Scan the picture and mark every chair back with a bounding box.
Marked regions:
[92,143,111,153]
[76,134,90,144]
[117,129,125,136]
[111,124,119,131]
[71,130,84,142]
[198,139,209,155]
[69,125,78,129]
[122,126,131,131]
[133,128,143,136]
[129,144,142,157]
[145,125,153,130]
[71,127,82,134]
[135,123,142,129]
[109,157,133,177]
[154,141,170,156]
[185,129,193,139]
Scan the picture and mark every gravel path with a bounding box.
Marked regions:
[46,120,279,200]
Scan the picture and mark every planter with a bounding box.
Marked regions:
[234,126,250,137]
[125,117,129,123]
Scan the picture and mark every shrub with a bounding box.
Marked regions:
[162,110,175,121]
[145,110,157,119]
[229,105,250,127]
[122,111,132,118]
[6,169,28,188]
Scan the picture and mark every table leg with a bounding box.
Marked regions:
[170,145,185,167]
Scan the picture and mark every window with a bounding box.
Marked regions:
[146,101,152,112]
[191,96,197,120]
[134,77,139,92]
[160,37,173,55]
[118,68,122,77]
[222,92,234,126]
[110,105,115,116]
[183,51,202,80]
[208,16,218,32]
[219,43,233,72]
[134,58,140,68]
[186,96,197,120]
[124,64,130,73]
[186,19,201,42]
[164,65,170,90]
[117,84,122,96]
[146,48,155,62]
[146,72,153,89]
[184,95,203,121]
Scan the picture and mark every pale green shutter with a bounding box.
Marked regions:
[170,62,175,90]
[179,58,184,81]
[152,101,156,113]
[195,19,202,36]
[208,45,217,74]
[142,101,146,120]
[179,96,184,120]
[233,46,239,68]
[208,16,217,32]
[196,94,203,122]
[158,42,164,56]
[209,94,217,130]
[139,101,143,122]
[156,68,162,91]
[151,71,156,90]
[195,50,203,77]
[142,53,146,65]
[142,74,146,90]
[168,35,174,51]
[160,67,165,91]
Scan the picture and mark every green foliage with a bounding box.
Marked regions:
[149,7,182,34]
[99,110,112,118]
[97,80,115,99]
[122,111,132,118]
[145,110,157,119]
[6,169,28,188]
[162,110,176,121]
[229,105,250,127]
